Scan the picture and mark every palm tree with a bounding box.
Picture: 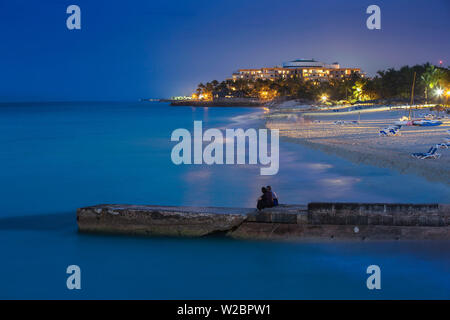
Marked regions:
[420,65,444,103]
[421,67,434,103]
[352,80,365,101]
[197,83,206,95]
[211,80,219,97]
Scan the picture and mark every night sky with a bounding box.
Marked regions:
[0,0,449,101]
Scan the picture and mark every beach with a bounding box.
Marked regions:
[265,105,450,185]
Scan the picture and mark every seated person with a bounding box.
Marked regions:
[267,186,278,206]
[257,187,274,210]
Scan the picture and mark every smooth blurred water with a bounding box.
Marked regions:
[0,101,448,299]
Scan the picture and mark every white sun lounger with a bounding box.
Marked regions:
[379,127,400,136]
[436,143,450,149]
[411,146,441,159]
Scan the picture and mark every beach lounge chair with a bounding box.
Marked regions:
[411,146,441,159]
[379,126,400,136]
[436,143,450,149]
[389,128,400,136]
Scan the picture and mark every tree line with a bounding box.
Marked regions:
[194,64,450,104]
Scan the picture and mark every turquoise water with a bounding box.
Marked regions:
[0,102,449,299]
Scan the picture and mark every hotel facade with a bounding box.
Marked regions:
[231,59,363,82]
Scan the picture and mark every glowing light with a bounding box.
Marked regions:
[435,88,444,97]
[198,92,212,101]
[258,89,278,100]
[320,94,328,102]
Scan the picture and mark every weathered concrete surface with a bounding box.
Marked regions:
[307,203,450,227]
[77,204,249,237]
[229,223,449,241]
[77,203,450,240]
[230,203,450,240]
[246,205,307,224]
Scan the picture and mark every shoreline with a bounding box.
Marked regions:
[279,134,450,185]
[168,99,264,107]
[264,105,450,185]
[262,100,450,186]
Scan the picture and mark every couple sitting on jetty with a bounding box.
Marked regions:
[257,186,279,210]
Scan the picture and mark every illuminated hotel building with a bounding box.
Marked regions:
[231,59,363,82]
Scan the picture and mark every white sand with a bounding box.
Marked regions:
[268,99,313,110]
[265,109,450,185]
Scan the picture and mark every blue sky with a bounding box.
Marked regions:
[0,0,449,101]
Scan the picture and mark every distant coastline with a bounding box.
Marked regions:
[164,98,264,107]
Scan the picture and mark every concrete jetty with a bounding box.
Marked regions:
[77,203,450,241]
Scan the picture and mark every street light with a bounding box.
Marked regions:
[320,94,328,103]
[435,88,444,97]
[434,88,444,110]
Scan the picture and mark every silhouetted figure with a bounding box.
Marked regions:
[257,187,274,211]
[267,186,278,206]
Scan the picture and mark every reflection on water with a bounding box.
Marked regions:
[0,101,448,299]
[0,213,449,299]
[0,101,448,216]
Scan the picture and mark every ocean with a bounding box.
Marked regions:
[0,101,448,299]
